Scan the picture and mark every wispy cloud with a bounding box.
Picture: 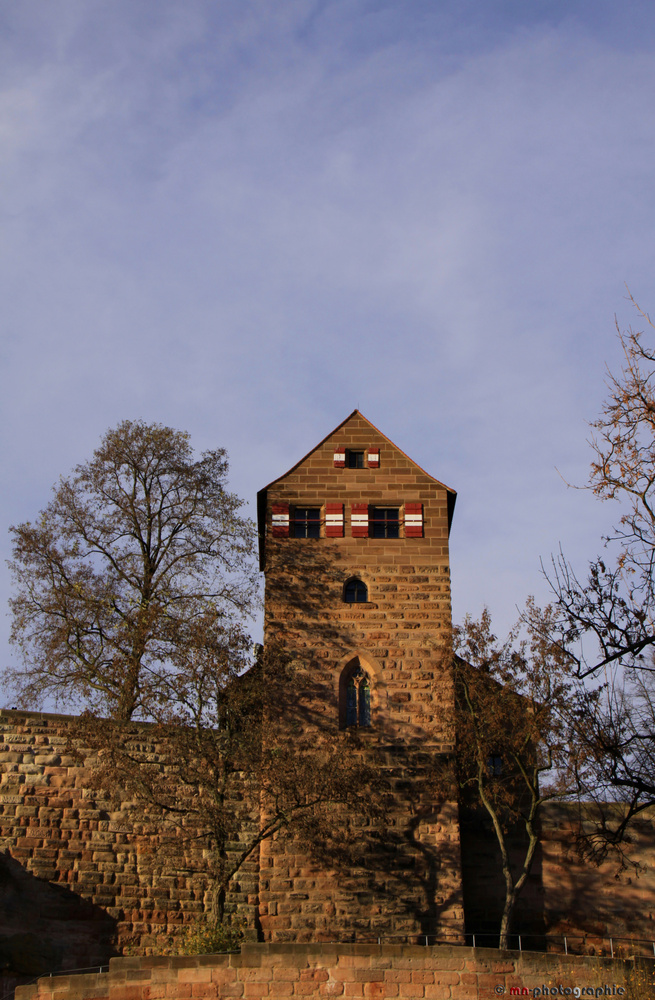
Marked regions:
[2,0,654,679]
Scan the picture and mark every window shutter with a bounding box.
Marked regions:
[271,502,290,537]
[351,503,369,538]
[333,445,345,468]
[404,502,423,537]
[367,447,380,468]
[325,502,344,537]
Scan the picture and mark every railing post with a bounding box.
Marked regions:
[518,936,522,952]
[610,939,614,959]
[564,936,568,955]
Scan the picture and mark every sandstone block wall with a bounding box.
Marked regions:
[2,713,655,972]
[460,803,655,947]
[16,943,651,1000]
[0,710,259,965]
[258,412,463,943]
[261,411,455,746]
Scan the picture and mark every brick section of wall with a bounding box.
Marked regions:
[0,710,259,961]
[15,943,647,1000]
[260,412,462,944]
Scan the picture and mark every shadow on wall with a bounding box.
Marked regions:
[0,851,117,976]
[459,806,546,945]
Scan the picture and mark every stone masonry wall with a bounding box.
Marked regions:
[2,708,655,968]
[0,709,259,968]
[16,943,652,1000]
[259,412,462,944]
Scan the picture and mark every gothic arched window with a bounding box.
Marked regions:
[344,577,368,603]
[343,665,371,728]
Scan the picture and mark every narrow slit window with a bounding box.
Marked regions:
[487,754,503,777]
[343,666,372,729]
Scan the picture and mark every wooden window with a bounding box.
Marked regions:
[325,503,344,537]
[293,507,321,538]
[351,503,369,537]
[404,502,424,537]
[271,503,290,537]
[371,507,399,539]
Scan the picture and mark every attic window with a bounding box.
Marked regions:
[347,450,364,468]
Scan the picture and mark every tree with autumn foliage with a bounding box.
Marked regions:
[443,609,582,949]
[5,420,258,720]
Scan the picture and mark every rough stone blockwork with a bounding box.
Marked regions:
[0,709,259,963]
[259,411,464,944]
[15,943,652,1000]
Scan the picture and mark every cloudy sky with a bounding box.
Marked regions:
[2,0,655,693]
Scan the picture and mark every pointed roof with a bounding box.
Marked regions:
[259,409,455,495]
[257,409,456,568]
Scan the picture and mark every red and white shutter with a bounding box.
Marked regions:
[351,503,369,538]
[404,502,423,537]
[333,445,345,468]
[325,503,344,537]
[271,502,290,537]
[367,447,380,468]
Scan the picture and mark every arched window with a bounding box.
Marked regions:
[340,662,372,729]
[344,577,368,603]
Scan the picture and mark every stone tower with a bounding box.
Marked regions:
[256,410,464,942]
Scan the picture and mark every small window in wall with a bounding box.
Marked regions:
[347,450,364,468]
[294,508,321,538]
[371,507,400,539]
[344,577,368,603]
[346,667,371,728]
[487,754,503,777]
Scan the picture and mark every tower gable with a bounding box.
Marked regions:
[257,409,456,570]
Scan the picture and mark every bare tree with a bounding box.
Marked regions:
[6,420,258,720]
[543,295,655,679]
[532,295,655,855]
[442,608,580,949]
[77,643,376,927]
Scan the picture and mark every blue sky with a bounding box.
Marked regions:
[2,0,655,695]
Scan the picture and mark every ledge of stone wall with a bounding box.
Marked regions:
[15,943,652,1000]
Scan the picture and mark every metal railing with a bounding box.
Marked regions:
[0,965,109,1000]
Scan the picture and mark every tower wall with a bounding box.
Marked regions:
[258,411,464,942]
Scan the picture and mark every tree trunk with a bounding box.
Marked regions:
[499,888,516,950]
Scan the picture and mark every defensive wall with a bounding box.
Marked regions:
[0,708,259,970]
[3,708,655,977]
[14,943,654,1000]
